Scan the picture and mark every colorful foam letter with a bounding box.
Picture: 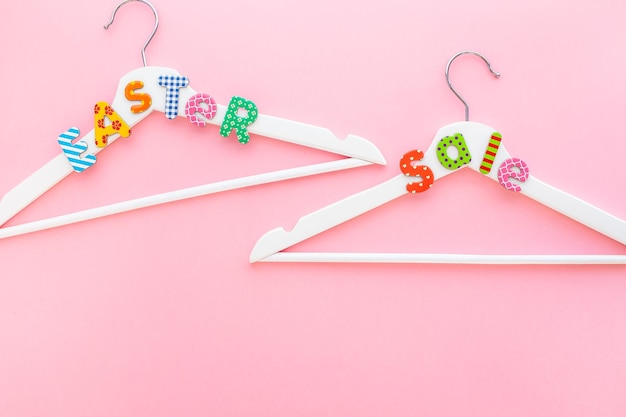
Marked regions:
[94,102,132,148]
[185,93,217,127]
[400,149,435,194]
[497,158,530,192]
[125,81,152,114]
[158,75,190,119]
[436,133,472,170]
[219,96,258,144]
[479,132,503,174]
[58,127,96,172]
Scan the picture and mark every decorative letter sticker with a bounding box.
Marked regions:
[400,149,434,194]
[479,132,502,174]
[125,81,152,114]
[185,93,217,127]
[220,96,258,144]
[94,102,132,148]
[59,74,262,173]
[437,133,471,170]
[158,75,190,119]
[497,157,530,192]
[58,127,96,173]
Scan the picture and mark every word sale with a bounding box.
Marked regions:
[400,132,530,194]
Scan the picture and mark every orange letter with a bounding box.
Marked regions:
[125,81,152,113]
[400,150,434,194]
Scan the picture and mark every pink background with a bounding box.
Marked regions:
[1,0,626,415]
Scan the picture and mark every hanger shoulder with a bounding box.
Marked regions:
[250,174,407,262]
[141,67,386,163]
[186,103,386,164]
[0,154,72,226]
[522,176,626,245]
[429,121,626,245]
[246,114,387,164]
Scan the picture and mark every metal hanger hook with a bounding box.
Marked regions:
[445,50,500,121]
[104,0,159,67]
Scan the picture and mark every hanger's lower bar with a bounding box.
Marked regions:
[0,158,372,240]
[259,252,626,265]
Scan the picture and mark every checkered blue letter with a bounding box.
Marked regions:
[158,75,190,119]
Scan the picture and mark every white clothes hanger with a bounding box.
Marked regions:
[0,0,385,228]
[250,51,626,265]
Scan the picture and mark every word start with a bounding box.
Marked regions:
[57,75,258,173]
[400,132,530,194]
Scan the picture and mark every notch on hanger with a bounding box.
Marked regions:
[250,51,626,265]
[0,0,385,231]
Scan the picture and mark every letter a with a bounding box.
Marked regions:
[94,102,132,148]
